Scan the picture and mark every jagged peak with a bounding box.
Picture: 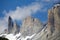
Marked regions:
[8,16,12,20]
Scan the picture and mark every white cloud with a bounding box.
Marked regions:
[5,3,41,20]
[0,2,42,34]
[0,19,7,34]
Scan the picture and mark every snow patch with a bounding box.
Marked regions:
[0,33,36,40]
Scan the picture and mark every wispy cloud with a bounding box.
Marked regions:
[0,2,42,33]
[4,3,41,20]
[0,19,7,33]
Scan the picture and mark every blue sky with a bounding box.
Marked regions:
[0,0,60,33]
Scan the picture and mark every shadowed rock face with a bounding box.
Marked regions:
[8,16,20,34]
[8,16,13,34]
[20,16,43,37]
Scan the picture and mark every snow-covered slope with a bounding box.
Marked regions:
[0,33,36,40]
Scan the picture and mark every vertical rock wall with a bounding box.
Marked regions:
[8,16,13,34]
[48,9,54,35]
[53,4,60,33]
[32,4,60,40]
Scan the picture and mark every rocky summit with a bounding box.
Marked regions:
[20,16,43,37]
[7,16,20,34]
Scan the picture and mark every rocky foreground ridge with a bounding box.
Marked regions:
[0,4,60,40]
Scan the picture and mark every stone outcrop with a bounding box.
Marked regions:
[53,4,60,33]
[11,22,17,34]
[47,4,60,35]
[47,9,55,35]
[12,22,20,34]
[20,16,43,37]
[8,16,20,34]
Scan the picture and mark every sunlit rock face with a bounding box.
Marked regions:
[32,25,48,40]
[53,4,60,33]
[47,9,55,35]
[20,16,43,37]
[47,4,60,34]
[47,4,60,40]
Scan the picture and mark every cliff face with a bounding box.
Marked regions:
[47,4,60,40]
[47,9,55,35]
[20,16,43,37]
[48,4,60,35]
[53,4,60,33]
[31,4,60,40]
[8,16,13,34]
